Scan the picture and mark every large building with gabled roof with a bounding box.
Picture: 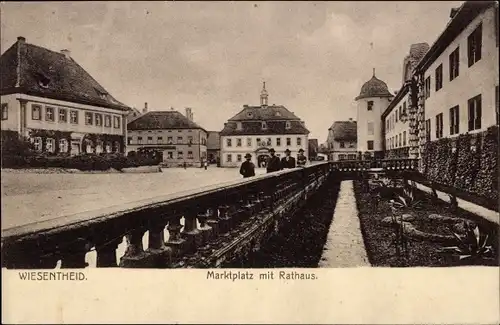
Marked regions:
[326,119,358,161]
[126,107,208,167]
[0,36,131,155]
[220,83,310,167]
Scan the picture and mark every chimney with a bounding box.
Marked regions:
[185,107,193,121]
[450,7,459,19]
[143,102,148,113]
[60,49,71,59]
[348,118,353,121]
[243,105,248,108]
[17,36,26,43]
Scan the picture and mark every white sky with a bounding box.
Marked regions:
[1,1,463,143]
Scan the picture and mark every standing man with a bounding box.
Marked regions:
[240,153,255,178]
[297,148,307,167]
[281,149,296,169]
[266,148,281,173]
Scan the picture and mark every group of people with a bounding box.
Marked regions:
[239,148,307,178]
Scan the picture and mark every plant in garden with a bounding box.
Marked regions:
[390,213,410,262]
[438,222,494,262]
[448,194,458,213]
[389,187,422,210]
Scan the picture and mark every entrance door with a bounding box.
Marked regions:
[257,154,269,168]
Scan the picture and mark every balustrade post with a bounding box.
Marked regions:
[147,220,172,267]
[197,210,213,247]
[206,207,220,239]
[166,216,186,260]
[96,237,122,268]
[181,212,202,254]
[119,228,147,268]
[61,237,91,269]
[217,205,231,234]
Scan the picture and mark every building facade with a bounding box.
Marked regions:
[326,119,358,161]
[355,71,394,158]
[219,83,309,167]
[308,138,319,160]
[206,131,221,164]
[0,37,130,155]
[126,108,208,167]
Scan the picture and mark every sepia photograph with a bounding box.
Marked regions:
[1,0,499,323]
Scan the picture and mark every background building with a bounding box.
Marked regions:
[326,119,358,161]
[127,107,208,167]
[206,131,221,164]
[308,138,318,160]
[0,36,130,155]
[219,83,309,167]
[355,71,393,158]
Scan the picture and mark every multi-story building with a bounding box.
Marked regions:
[206,131,221,164]
[219,83,309,167]
[413,1,499,149]
[355,71,394,158]
[308,138,318,160]
[126,107,208,167]
[382,43,430,158]
[326,119,358,161]
[0,37,130,155]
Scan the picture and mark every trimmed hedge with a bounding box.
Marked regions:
[422,125,498,205]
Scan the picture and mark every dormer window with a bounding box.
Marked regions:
[247,112,253,118]
[236,122,242,130]
[285,121,291,129]
[36,72,50,88]
[261,121,267,130]
[95,88,108,100]
[275,112,281,117]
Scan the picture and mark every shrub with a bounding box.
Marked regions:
[472,126,498,202]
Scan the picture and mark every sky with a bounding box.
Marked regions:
[1,1,463,143]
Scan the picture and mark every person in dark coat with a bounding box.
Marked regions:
[240,153,255,178]
[266,148,281,173]
[281,148,296,169]
[297,148,307,167]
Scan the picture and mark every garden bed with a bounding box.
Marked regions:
[354,180,499,267]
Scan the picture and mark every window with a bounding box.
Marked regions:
[237,154,242,162]
[177,136,183,144]
[167,136,173,144]
[236,122,242,130]
[261,122,267,130]
[46,138,55,153]
[32,104,42,120]
[285,121,291,129]
[167,152,174,159]
[137,136,143,144]
[399,133,402,147]
[297,137,302,146]
[113,116,121,128]
[187,151,193,159]
[256,138,261,146]
[59,139,68,153]
[147,136,153,144]
[367,140,374,150]
[349,142,355,148]
[33,137,42,151]
[276,138,281,146]
[58,108,67,123]
[367,101,373,111]
[187,136,194,145]
[247,138,252,147]
[395,134,399,148]
[425,119,431,142]
[70,110,78,124]
[403,131,406,146]
[178,151,183,159]
[1,103,7,120]
[104,115,111,127]
[236,138,242,147]
[339,154,346,161]
[368,122,374,135]
[449,105,460,135]
[436,113,444,139]
[85,112,93,125]
[435,64,443,91]
[449,47,460,81]
[226,138,232,147]
[286,138,291,146]
[95,113,103,126]
[468,23,482,67]
[340,142,345,148]
[157,136,163,144]
[395,110,398,122]
[266,138,271,146]
[386,119,389,131]
[424,77,431,99]
[226,154,232,162]
[46,106,55,121]
[127,137,132,145]
[468,94,482,131]
[402,102,406,116]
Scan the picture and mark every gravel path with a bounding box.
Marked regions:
[318,180,370,267]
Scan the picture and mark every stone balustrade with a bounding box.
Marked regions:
[1,162,331,269]
[330,158,419,172]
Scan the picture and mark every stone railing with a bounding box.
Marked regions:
[1,163,331,269]
[330,158,419,172]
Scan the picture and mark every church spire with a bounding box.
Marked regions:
[260,81,269,106]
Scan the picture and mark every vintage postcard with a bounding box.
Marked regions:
[1,1,499,324]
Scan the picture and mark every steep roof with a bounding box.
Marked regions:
[228,105,301,121]
[0,37,129,111]
[409,43,431,62]
[207,131,220,150]
[355,75,393,101]
[220,120,309,136]
[329,121,357,141]
[127,110,207,132]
